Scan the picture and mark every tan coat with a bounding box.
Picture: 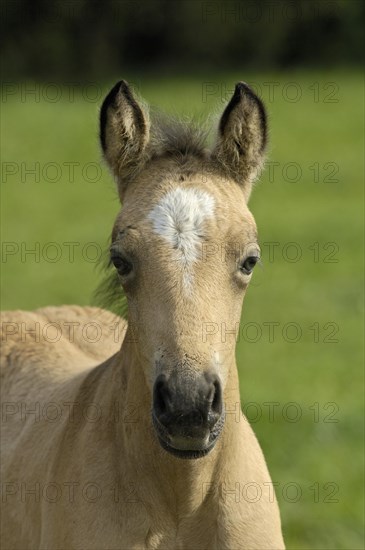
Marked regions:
[1,81,285,549]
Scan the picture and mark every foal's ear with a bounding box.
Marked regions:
[213,82,267,201]
[100,80,149,200]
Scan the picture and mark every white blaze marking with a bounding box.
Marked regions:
[149,187,215,287]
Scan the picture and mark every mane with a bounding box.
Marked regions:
[147,110,211,160]
[93,253,128,318]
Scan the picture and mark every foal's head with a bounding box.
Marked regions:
[100,80,267,458]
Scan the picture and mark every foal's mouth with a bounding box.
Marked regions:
[152,411,225,460]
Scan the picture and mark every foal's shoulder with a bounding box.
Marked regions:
[0,306,126,375]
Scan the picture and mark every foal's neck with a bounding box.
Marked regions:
[109,331,242,513]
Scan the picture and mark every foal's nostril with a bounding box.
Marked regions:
[211,379,223,416]
[153,375,171,417]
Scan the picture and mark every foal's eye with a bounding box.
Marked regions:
[240,255,260,275]
[110,253,133,276]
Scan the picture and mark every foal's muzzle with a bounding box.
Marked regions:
[152,372,225,459]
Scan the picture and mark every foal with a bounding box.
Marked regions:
[1,81,285,549]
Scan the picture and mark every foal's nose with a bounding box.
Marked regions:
[152,372,223,441]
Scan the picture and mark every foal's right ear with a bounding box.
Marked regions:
[100,80,150,200]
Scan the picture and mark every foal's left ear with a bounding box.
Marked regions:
[213,82,267,201]
[100,80,150,200]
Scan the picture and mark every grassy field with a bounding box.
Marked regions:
[1,71,364,549]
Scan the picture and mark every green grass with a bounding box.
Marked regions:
[1,72,364,549]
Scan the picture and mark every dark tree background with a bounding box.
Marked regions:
[1,0,364,82]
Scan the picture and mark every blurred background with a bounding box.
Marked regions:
[1,1,364,548]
